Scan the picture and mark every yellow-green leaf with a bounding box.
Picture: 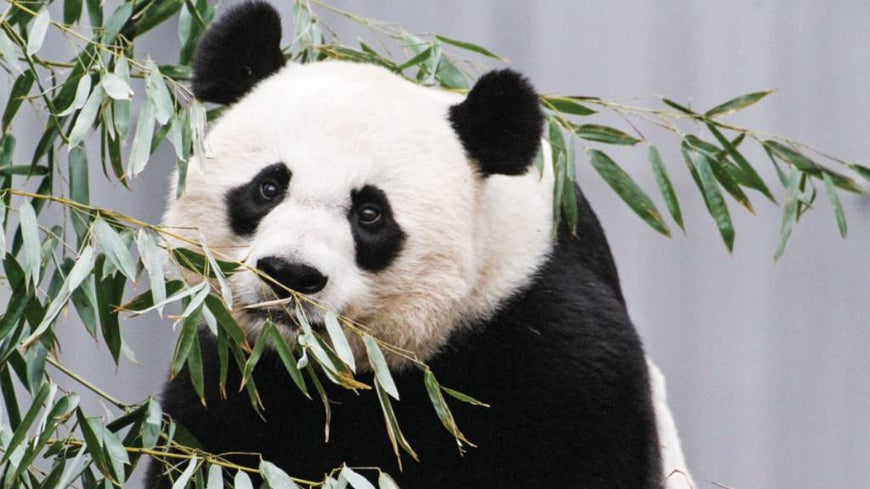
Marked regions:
[588,149,670,236]
[575,124,640,145]
[705,90,772,118]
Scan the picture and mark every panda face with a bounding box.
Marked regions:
[163,4,552,366]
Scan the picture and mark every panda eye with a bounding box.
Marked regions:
[259,180,282,201]
[358,204,382,225]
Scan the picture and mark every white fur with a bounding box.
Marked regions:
[163,61,554,365]
[648,359,696,489]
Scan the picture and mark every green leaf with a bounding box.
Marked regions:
[706,123,775,202]
[241,327,269,387]
[101,2,133,44]
[775,171,801,260]
[170,246,241,278]
[542,96,596,116]
[68,146,90,239]
[122,279,185,312]
[68,85,105,148]
[363,334,399,400]
[374,379,417,464]
[377,472,400,489]
[339,466,376,489]
[58,74,92,117]
[204,294,248,348]
[127,98,156,177]
[63,0,83,25]
[0,30,22,73]
[849,163,870,182]
[822,173,848,238]
[662,98,697,115]
[0,382,49,465]
[705,90,772,118]
[435,34,502,59]
[92,218,136,280]
[574,124,640,145]
[171,456,199,489]
[2,71,35,132]
[324,311,356,372]
[141,398,162,449]
[587,149,670,236]
[648,145,683,231]
[423,369,470,444]
[19,199,41,287]
[260,460,301,489]
[137,228,167,315]
[26,8,51,56]
[689,150,735,251]
[265,324,309,396]
[763,141,821,175]
[395,46,433,72]
[171,307,202,378]
[146,60,175,125]
[100,72,133,100]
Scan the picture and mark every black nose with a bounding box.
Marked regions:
[256,257,328,296]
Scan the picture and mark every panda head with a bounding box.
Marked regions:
[163,2,554,366]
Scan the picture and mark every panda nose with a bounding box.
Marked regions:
[256,256,328,296]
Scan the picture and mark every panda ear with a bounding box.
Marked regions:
[192,1,286,105]
[448,70,544,176]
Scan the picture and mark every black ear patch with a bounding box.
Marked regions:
[449,69,544,177]
[192,1,285,105]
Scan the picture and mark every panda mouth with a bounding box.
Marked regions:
[242,301,324,331]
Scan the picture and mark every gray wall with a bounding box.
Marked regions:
[26,1,870,488]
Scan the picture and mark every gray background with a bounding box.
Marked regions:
[22,1,870,488]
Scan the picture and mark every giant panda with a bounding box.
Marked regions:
[146,2,692,488]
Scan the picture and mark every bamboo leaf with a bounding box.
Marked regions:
[58,75,92,117]
[339,466,376,489]
[588,149,670,236]
[423,370,470,444]
[822,173,848,238]
[3,71,35,132]
[763,141,821,175]
[100,72,133,100]
[542,95,596,116]
[374,380,417,463]
[363,334,399,400]
[648,145,684,231]
[207,464,224,489]
[137,228,167,315]
[146,60,174,125]
[68,85,105,148]
[662,98,697,115]
[171,307,202,378]
[689,150,735,251]
[26,8,51,56]
[19,199,41,287]
[705,90,772,118]
[706,123,775,202]
[0,382,49,465]
[260,460,302,489]
[141,398,162,449]
[435,34,502,59]
[849,163,870,182]
[234,470,254,489]
[324,311,356,373]
[92,218,136,280]
[265,323,309,397]
[64,0,83,25]
[171,456,198,489]
[574,124,641,145]
[377,473,400,489]
[127,98,156,177]
[775,171,801,260]
[0,30,22,73]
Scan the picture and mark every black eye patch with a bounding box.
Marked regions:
[349,185,406,272]
[225,163,291,236]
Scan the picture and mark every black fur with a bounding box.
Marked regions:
[348,185,406,272]
[192,1,285,104]
[225,163,291,235]
[449,70,545,176]
[145,185,661,488]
